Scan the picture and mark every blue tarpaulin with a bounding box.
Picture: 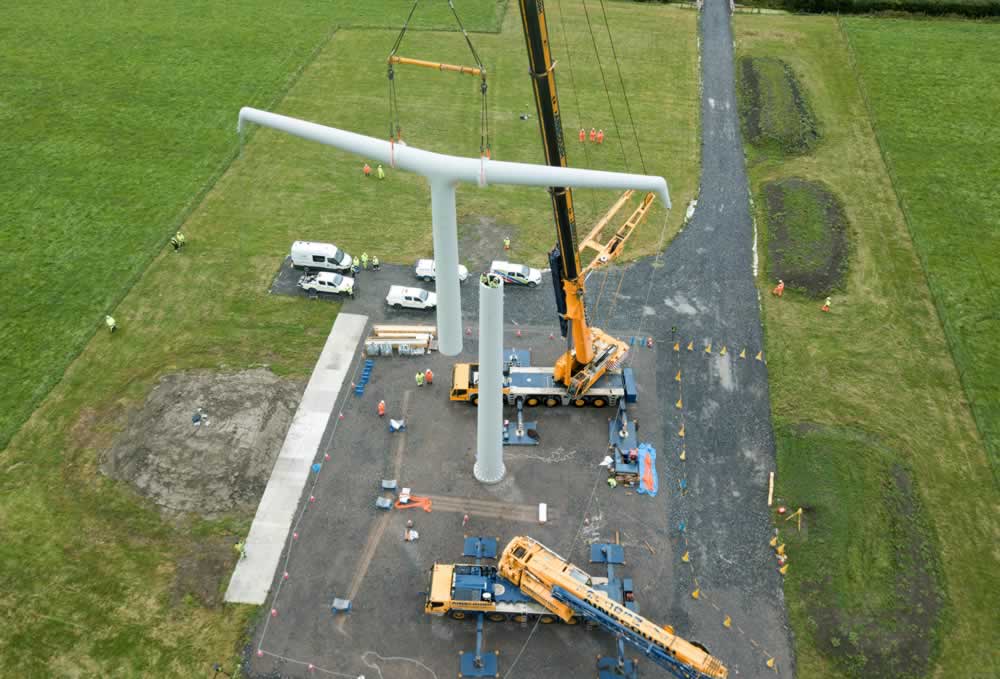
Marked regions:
[636,443,658,497]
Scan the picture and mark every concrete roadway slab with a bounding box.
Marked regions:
[225,312,368,605]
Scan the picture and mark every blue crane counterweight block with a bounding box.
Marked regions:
[551,586,717,679]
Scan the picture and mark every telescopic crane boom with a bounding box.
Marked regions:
[517,0,652,398]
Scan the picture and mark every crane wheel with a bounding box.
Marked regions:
[526,397,540,407]
[544,397,559,408]
[572,398,587,408]
[487,613,506,622]
[538,615,556,624]
[449,610,467,620]
[512,614,528,623]
[565,617,579,625]
[690,640,711,654]
[470,395,479,407]
[591,397,607,408]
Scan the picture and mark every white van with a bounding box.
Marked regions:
[290,241,354,272]
[489,261,542,288]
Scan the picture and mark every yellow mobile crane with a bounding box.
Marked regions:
[518,0,655,397]
[450,0,656,406]
[426,536,728,679]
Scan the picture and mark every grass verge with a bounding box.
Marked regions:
[735,13,998,679]
[0,2,699,674]
[842,16,1000,485]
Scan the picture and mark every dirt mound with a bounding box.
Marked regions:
[101,369,304,518]
[737,56,819,155]
[763,178,849,296]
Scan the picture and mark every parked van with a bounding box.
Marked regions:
[489,261,542,288]
[290,241,354,272]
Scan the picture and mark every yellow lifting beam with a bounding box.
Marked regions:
[387,55,483,77]
[578,191,657,277]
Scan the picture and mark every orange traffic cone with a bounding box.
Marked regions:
[772,279,784,296]
[377,400,386,417]
[589,127,597,142]
[579,128,586,142]
[597,129,605,144]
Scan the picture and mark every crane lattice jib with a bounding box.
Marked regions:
[552,585,727,679]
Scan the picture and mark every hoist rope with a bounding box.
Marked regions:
[581,0,630,173]
[598,0,648,174]
[386,0,490,155]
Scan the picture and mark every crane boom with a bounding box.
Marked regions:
[498,536,728,679]
[517,0,634,396]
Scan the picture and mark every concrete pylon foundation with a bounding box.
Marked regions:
[474,273,506,484]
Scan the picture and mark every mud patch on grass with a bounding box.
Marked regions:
[171,536,235,608]
[101,369,304,518]
[737,56,819,155]
[778,424,944,678]
[763,178,849,296]
[458,214,519,273]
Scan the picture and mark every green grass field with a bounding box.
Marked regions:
[735,13,998,679]
[0,0,507,463]
[842,16,1000,486]
[0,2,699,675]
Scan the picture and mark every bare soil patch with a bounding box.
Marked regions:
[458,214,519,273]
[171,536,236,608]
[763,178,849,296]
[737,56,819,155]
[101,369,304,518]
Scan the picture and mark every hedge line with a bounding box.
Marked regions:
[629,0,1000,18]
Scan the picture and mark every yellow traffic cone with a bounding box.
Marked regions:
[766,658,776,669]
[739,348,746,359]
[769,536,778,547]
[720,346,727,356]
[687,341,693,351]
[676,398,683,409]
[755,350,763,361]
[678,424,685,438]
[675,369,682,382]
[723,615,732,628]
[673,341,680,352]
[779,564,788,575]
[691,588,700,600]
[776,544,785,556]
[705,343,712,354]
[679,449,687,461]
[682,551,690,563]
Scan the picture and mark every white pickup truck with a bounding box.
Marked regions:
[298,272,355,296]
[386,285,437,310]
[414,259,470,283]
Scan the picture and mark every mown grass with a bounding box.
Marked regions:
[735,13,998,679]
[0,2,699,675]
[737,56,819,156]
[842,16,1000,488]
[0,0,506,461]
[243,2,699,267]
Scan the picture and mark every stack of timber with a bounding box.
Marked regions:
[365,325,438,356]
